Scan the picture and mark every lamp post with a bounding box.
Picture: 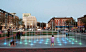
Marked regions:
[5,13,8,29]
[13,13,16,30]
[25,17,27,30]
[24,17,28,45]
[52,20,53,35]
[4,12,8,45]
[31,23,32,30]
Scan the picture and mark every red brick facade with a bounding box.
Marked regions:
[77,17,86,27]
[48,17,73,29]
[0,9,19,29]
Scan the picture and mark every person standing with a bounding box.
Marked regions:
[7,29,10,37]
[51,35,55,46]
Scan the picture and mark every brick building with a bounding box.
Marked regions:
[77,15,86,28]
[0,9,19,30]
[48,17,73,30]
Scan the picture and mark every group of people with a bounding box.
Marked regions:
[80,28,85,33]
[10,32,24,47]
[10,34,55,47]
[1,29,55,47]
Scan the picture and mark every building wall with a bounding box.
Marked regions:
[23,13,37,28]
[0,9,19,30]
[48,17,73,30]
[77,18,85,27]
[55,19,69,26]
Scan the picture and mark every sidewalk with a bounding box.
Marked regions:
[0,34,16,40]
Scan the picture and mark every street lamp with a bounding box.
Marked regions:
[5,13,8,29]
[25,17,27,30]
[31,23,32,26]
[31,23,32,29]
[11,24,12,26]
[13,13,16,29]
[10,23,13,29]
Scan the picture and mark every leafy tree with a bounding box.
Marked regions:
[12,18,24,28]
[65,19,76,29]
[37,22,46,29]
[66,19,76,26]
[0,13,7,27]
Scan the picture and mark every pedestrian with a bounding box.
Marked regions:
[0,30,2,37]
[16,32,20,39]
[7,29,10,37]
[51,35,55,46]
[66,32,68,37]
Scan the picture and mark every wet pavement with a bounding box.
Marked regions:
[0,36,86,48]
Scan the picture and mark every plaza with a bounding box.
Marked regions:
[0,0,86,52]
[0,31,86,48]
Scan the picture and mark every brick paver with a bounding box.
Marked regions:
[0,47,86,52]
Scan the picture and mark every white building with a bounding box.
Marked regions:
[23,13,37,28]
[46,23,48,29]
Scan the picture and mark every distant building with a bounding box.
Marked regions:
[0,9,19,30]
[48,17,73,30]
[23,13,37,28]
[77,15,86,28]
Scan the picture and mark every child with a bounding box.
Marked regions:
[51,35,55,46]
[10,40,15,47]
[10,37,16,47]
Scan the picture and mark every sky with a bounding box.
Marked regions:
[0,0,86,23]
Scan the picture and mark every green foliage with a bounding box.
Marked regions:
[37,22,46,29]
[66,19,76,25]
[12,18,24,28]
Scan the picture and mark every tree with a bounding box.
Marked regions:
[66,19,76,26]
[0,13,5,26]
[65,19,76,29]
[12,18,24,28]
[37,22,46,29]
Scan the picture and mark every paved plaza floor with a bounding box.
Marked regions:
[0,36,86,48]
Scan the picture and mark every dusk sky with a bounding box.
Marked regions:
[0,0,86,23]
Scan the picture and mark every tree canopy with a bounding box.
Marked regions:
[65,19,76,26]
[12,18,24,28]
